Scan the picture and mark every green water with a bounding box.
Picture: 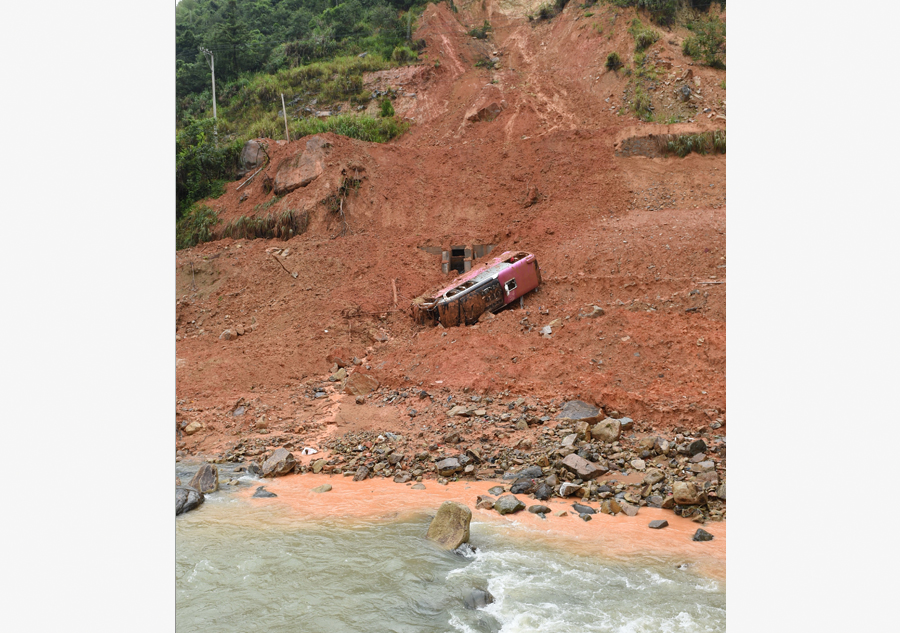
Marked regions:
[176,483,725,632]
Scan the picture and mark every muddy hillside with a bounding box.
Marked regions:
[176,2,726,476]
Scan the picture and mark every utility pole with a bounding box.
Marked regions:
[199,47,218,147]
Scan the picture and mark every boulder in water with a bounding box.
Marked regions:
[176,486,204,515]
[189,463,218,494]
[425,501,472,550]
[494,495,526,515]
[464,588,495,610]
[533,483,552,500]
[262,448,296,477]
[252,486,277,498]
[692,528,714,542]
[528,504,551,515]
[311,484,332,493]
[572,502,597,515]
[648,519,669,529]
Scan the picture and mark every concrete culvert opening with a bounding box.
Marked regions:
[420,244,496,274]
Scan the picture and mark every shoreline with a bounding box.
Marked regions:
[225,472,725,581]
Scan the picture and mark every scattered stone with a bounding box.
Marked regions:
[619,417,633,430]
[312,459,326,474]
[353,465,370,481]
[561,433,578,447]
[533,483,553,500]
[559,482,583,497]
[572,503,597,515]
[561,453,606,480]
[494,495,526,515]
[687,439,708,456]
[620,502,639,517]
[189,463,218,494]
[183,421,202,436]
[411,483,426,490]
[464,589,495,610]
[475,495,496,510]
[528,505,551,514]
[692,528,714,542]
[555,510,568,517]
[488,485,505,496]
[311,484,332,493]
[344,372,380,396]
[252,486,277,498]
[580,513,592,522]
[330,367,347,381]
[630,459,646,471]
[673,481,704,505]
[262,448,296,477]
[176,486,204,515]
[219,329,235,341]
[355,395,365,404]
[393,474,411,483]
[426,501,472,550]
[557,400,600,420]
[643,468,666,486]
[436,457,462,476]
[600,499,622,515]
[510,480,535,494]
[448,405,474,417]
[516,465,543,479]
[717,482,726,501]
[648,519,669,529]
[591,418,621,443]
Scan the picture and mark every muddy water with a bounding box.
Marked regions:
[176,467,725,632]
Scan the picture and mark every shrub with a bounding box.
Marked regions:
[175,117,242,220]
[380,97,395,118]
[608,0,676,26]
[467,21,492,39]
[606,52,623,71]
[176,204,219,250]
[391,45,416,62]
[683,14,725,67]
[631,85,652,120]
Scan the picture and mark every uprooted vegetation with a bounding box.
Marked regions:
[323,174,364,238]
[222,209,310,241]
[661,130,725,157]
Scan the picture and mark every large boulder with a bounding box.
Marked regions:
[494,495,526,515]
[189,463,218,494]
[344,372,380,396]
[261,447,296,477]
[464,589,495,610]
[426,501,472,550]
[273,136,329,195]
[591,418,621,443]
[556,400,601,420]
[239,139,268,176]
[176,486,204,515]
[561,453,606,481]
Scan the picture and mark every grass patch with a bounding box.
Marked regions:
[475,56,498,70]
[288,114,409,144]
[631,84,653,121]
[176,204,219,251]
[468,21,492,39]
[628,18,660,51]
[660,131,726,157]
[222,209,310,241]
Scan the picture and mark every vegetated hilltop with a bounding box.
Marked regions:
[175,0,726,456]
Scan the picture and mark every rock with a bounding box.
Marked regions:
[661,495,675,509]
[488,485,505,496]
[436,457,461,476]
[643,468,666,486]
[601,499,622,515]
[591,418,621,443]
[189,463,219,493]
[176,486,204,515]
[696,460,716,472]
[630,459,646,471]
[448,405,474,417]
[494,494,526,515]
[238,139,267,176]
[355,395,365,404]
[262,448,296,477]
[561,453,606,480]
[717,482,726,500]
[353,465,370,481]
[344,372,380,396]
[555,510,568,517]
[426,501,472,550]
[183,421,202,436]
[235,324,245,336]
[312,484,332,493]
[443,431,461,444]
[394,474,411,483]
[677,84,692,102]
[312,459,326,473]
[561,433,578,447]
[411,483,426,490]
[581,305,605,318]
[580,513,592,522]
[475,495,496,510]
[572,502,596,515]
[620,502,639,517]
[252,486,277,498]
[528,505,551,515]
[273,136,329,195]
[467,101,503,122]
[464,588,495,610]
[219,329,234,341]
[619,417,633,430]
[330,367,347,381]
[648,519,669,529]
[557,400,600,420]
[510,480,535,495]
[559,482,583,497]
[516,465,543,479]
[673,481,704,505]
[533,483,553,500]
[692,528,714,542]
[687,439,708,456]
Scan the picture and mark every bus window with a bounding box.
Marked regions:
[504,279,517,294]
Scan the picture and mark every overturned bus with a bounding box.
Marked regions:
[412,251,542,327]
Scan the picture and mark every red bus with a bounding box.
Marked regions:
[412,251,542,327]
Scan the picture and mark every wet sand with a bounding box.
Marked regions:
[238,473,726,580]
